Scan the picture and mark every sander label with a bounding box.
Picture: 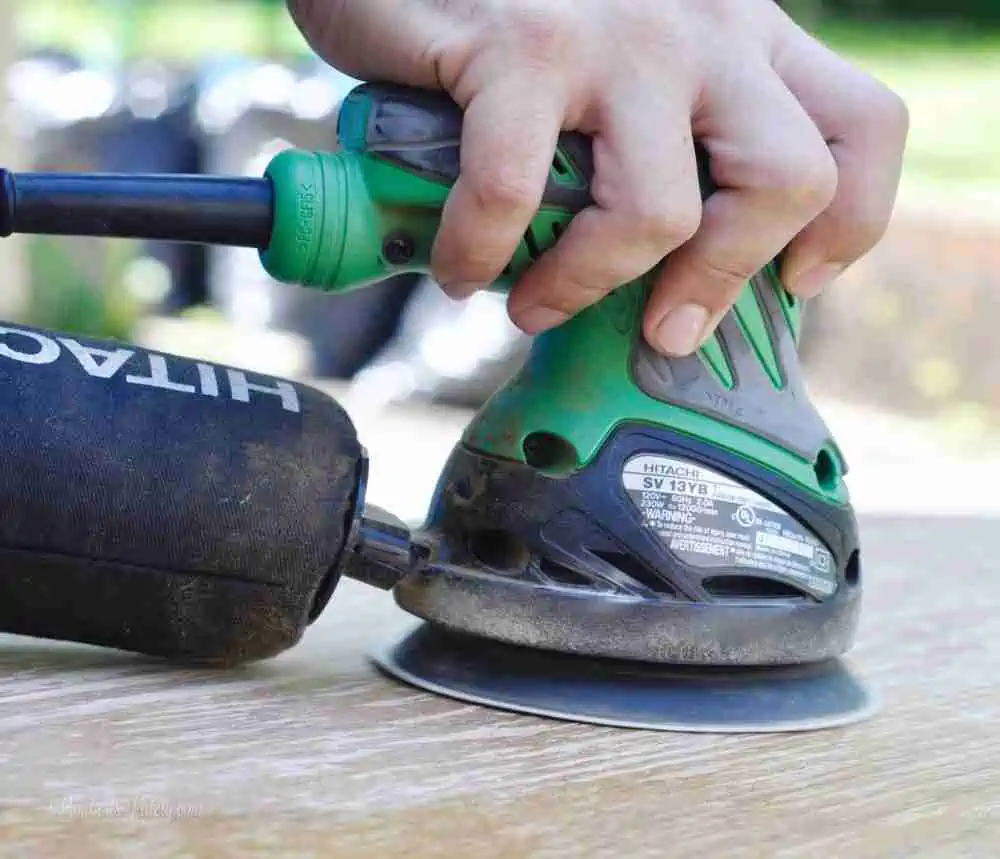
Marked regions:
[622,454,837,598]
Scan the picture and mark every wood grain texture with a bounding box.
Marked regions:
[1,398,999,858]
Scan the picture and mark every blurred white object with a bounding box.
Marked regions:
[6,56,118,133]
[194,57,358,135]
[133,315,314,381]
[344,278,530,417]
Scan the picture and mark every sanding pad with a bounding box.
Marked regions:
[371,624,879,733]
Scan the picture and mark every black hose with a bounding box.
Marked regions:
[0,169,273,249]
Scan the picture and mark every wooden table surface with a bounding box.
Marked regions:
[1,393,999,858]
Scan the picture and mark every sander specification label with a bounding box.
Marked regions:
[622,454,837,598]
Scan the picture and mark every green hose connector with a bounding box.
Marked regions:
[260,150,364,290]
[259,148,452,293]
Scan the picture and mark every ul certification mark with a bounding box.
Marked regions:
[621,454,838,599]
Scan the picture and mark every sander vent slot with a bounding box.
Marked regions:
[523,226,540,259]
[538,558,594,588]
[845,550,860,587]
[591,550,679,597]
[468,529,530,572]
[703,575,805,601]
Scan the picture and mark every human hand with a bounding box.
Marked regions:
[288,0,908,356]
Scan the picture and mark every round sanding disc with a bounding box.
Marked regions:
[371,624,879,733]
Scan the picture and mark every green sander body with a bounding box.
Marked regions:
[261,83,861,664]
[0,82,870,732]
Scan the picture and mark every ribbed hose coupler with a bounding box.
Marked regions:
[259,149,352,289]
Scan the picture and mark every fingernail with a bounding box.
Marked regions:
[789,263,843,298]
[513,306,569,334]
[441,282,484,300]
[654,303,710,356]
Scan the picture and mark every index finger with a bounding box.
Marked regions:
[431,78,564,297]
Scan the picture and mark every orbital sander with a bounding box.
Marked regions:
[0,82,872,732]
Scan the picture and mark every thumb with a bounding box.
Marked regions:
[285,0,457,86]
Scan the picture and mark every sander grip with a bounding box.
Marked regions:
[0,322,363,664]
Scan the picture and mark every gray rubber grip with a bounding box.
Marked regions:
[632,272,835,464]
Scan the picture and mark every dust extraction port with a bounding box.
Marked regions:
[522,432,578,473]
[814,447,841,493]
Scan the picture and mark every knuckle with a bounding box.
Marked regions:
[838,210,893,258]
[468,167,540,214]
[625,200,702,249]
[507,0,578,63]
[760,147,839,214]
[545,283,608,316]
[694,256,755,294]
[864,83,911,141]
[619,2,686,55]
[433,251,498,284]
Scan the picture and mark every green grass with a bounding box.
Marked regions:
[811,21,1000,192]
[16,1,311,62]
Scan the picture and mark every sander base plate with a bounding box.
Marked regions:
[371,623,878,734]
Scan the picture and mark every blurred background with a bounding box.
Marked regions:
[0,0,997,519]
